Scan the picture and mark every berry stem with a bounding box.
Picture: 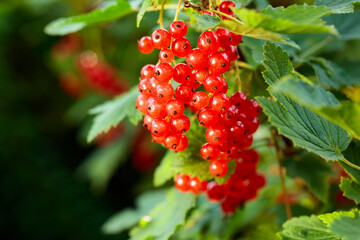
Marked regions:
[159,0,167,29]
[341,158,360,171]
[235,62,241,92]
[208,0,212,9]
[174,0,182,21]
[271,128,292,220]
[211,10,244,25]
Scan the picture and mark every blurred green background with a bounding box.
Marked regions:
[0,1,164,239]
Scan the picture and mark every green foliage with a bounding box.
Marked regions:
[130,188,196,240]
[325,12,360,40]
[137,0,152,27]
[309,58,358,89]
[45,0,133,36]
[330,215,360,240]
[319,209,359,225]
[102,189,167,234]
[153,150,176,187]
[279,215,340,240]
[273,77,360,140]
[87,87,142,142]
[78,134,131,192]
[340,142,360,182]
[184,8,222,31]
[315,0,360,13]
[339,177,360,204]
[283,153,331,202]
[258,42,351,161]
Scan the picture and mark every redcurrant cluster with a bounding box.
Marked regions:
[136,20,242,152]
[77,50,127,96]
[175,149,266,213]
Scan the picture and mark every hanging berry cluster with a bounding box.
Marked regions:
[175,149,265,213]
[136,19,265,213]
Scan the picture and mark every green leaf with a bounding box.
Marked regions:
[339,177,360,204]
[340,142,360,182]
[102,189,167,234]
[309,58,359,89]
[130,188,196,240]
[315,0,360,13]
[330,215,360,240]
[273,77,360,140]
[78,136,130,192]
[278,215,341,240]
[137,0,151,27]
[259,42,351,161]
[87,87,142,142]
[219,20,300,49]
[283,153,331,202]
[324,12,360,40]
[153,151,176,187]
[319,209,359,225]
[183,8,222,31]
[232,5,337,34]
[44,1,133,36]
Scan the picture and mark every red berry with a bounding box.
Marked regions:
[198,31,220,55]
[159,48,175,63]
[173,63,193,84]
[246,117,259,134]
[191,91,209,109]
[140,64,155,79]
[177,134,189,152]
[219,1,236,16]
[210,93,231,113]
[154,63,174,83]
[175,84,194,103]
[170,114,190,133]
[138,78,152,95]
[230,91,248,108]
[228,120,246,139]
[169,21,188,39]
[201,10,215,15]
[238,149,260,165]
[215,28,232,47]
[156,83,174,102]
[198,108,219,127]
[193,69,209,84]
[166,99,185,118]
[248,99,262,117]
[236,134,253,150]
[221,197,238,213]
[164,133,181,150]
[203,74,224,94]
[143,115,153,129]
[136,94,149,114]
[138,36,154,54]
[207,181,225,202]
[171,38,191,57]
[209,160,228,177]
[208,52,230,74]
[151,29,171,49]
[219,78,229,94]
[206,126,228,145]
[147,97,166,118]
[229,32,242,46]
[175,174,190,192]
[189,176,202,194]
[148,77,159,93]
[152,134,165,144]
[223,45,239,61]
[186,48,208,70]
[151,119,170,137]
[200,143,220,161]
[218,107,236,126]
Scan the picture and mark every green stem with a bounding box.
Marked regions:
[299,36,334,60]
[341,158,360,171]
[211,10,244,25]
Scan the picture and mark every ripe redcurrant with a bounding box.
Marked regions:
[171,38,191,57]
[138,36,154,54]
[169,21,188,39]
[151,29,171,49]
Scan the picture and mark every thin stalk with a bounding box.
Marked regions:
[212,10,244,25]
[159,0,167,29]
[341,158,360,171]
[299,36,334,60]
[271,129,292,220]
[174,0,182,21]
